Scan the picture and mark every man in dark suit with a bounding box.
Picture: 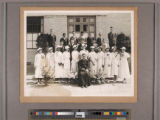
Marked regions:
[97,33,103,47]
[70,31,78,45]
[50,29,56,52]
[60,33,69,46]
[78,53,90,88]
[108,26,114,49]
[86,35,92,51]
[77,32,86,44]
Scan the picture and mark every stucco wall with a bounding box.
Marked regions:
[96,13,131,43]
[44,15,67,45]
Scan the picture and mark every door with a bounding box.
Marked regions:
[67,16,96,39]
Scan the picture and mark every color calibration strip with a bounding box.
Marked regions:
[35,112,74,116]
[103,112,127,116]
[29,110,130,120]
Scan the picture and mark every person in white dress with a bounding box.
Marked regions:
[46,47,55,79]
[103,47,112,78]
[54,46,64,79]
[118,47,130,81]
[34,48,45,84]
[79,44,89,59]
[88,46,98,78]
[111,46,120,81]
[63,46,71,78]
[71,45,79,77]
[97,47,105,79]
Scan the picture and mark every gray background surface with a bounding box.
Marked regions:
[0,0,159,120]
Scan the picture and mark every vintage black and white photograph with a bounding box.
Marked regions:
[20,7,137,102]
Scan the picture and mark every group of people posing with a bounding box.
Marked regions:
[34,31,131,88]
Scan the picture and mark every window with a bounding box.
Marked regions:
[83,25,88,32]
[67,16,96,38]
[75,25,80,32]
[26,16,44,49]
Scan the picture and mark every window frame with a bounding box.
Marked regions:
[26,16,44,49]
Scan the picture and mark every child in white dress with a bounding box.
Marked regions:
[103,47,112,79]
[88,46,98,78]
[71,45,79,78]
[111,46,120,81]
[63,46,71,78]
[46,47,55,79]
[97,47,105,83]
[97,47,104,75]
[118,47,130,82]
[54,46,64,79]
[34,48,45,84]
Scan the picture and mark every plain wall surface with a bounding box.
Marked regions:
[0,0,159,120]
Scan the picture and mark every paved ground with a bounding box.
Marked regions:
[24,75,134,97]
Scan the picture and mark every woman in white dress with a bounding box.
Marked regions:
[88,46,98,78]
[54,46,64,79]
[97,47,105,78]
[34,48,45,84]
[71,45,79,77]
[103,47,112,78]
[63,46,71,78]
[118,47,130,81]
[111,46,120,81]
[46,47,55,79]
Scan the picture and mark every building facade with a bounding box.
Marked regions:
[26,14,131,65]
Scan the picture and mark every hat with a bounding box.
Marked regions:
[56,45,61,49]
[37,48,42,51]
[121,47,126,50]
[48,47,53,51]
[111,46,115,50]
[65,46,70,49]
[81,44,87,48]
[73,45,77,48]
[98,46,102,49]
[90,46,95,49]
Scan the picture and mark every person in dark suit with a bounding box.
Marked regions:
[108,27,114,49]
[50,29,56,52]
[86,35,92,51]
[69,37,76,53]
[77,32,86,44]
[78,53,90,88]
[97,33,103,47]
[60,33,69,46]
[70,31,78,45]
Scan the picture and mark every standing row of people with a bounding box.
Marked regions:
[34,44,131,86]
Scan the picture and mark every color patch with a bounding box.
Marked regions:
[120,112,123,115]
[52,112,55,115]
[49,112,52,115]
[55,112,58,115]
[106,112,110,115]
[104,112,110,115]
[112,112,115,115]
[117,112,121,115]
[44,112,50,115]
[109,112,112,115]
[35,112,39,116]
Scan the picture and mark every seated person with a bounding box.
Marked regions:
[78,53,90,88]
